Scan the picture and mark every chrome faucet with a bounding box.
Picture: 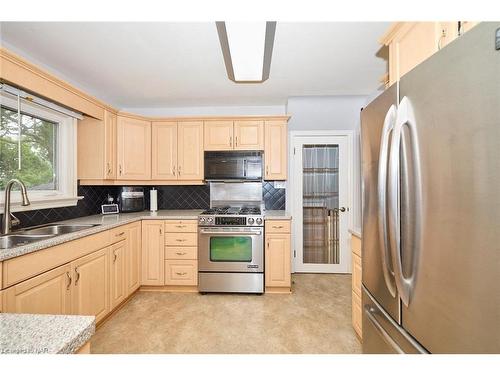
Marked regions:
[1,179,31,235]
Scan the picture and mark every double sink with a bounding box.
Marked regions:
[0,224,101,249]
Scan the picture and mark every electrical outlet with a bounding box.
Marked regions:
[273,181,286,189]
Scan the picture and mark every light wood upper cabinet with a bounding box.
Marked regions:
[110,241,127,310]
[117,116,151,180]
[3,264,72,315]
[141,220,165,286]
[204,121,234,150]
[126,222,141,295]
[77,109,117,180]
[234,120,264,150]
[380,22,479,85]
[152,121,177,180]
[178,122,204,180]
[264,120,288,180]
[71,248,110,323]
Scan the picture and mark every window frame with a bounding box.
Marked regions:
[0,91,81,212]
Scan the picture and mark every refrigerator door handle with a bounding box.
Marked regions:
[377,104,398,297]
[388,97,423,307]
[364,305,404,354]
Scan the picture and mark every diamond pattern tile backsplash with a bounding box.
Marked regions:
[2,182,285,229]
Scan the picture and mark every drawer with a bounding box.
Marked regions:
[109,225,128,243]
[352,290,362,338]
[265,220,291,233]
[351,234,362,257]
[165,246,198,260]
[352,253,362,295]
[165,232,198,247]
[165,220,197,233]
[165,260,198,286]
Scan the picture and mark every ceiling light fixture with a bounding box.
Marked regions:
[216,21,276,83]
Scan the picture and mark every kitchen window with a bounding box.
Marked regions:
[0,87,80,211]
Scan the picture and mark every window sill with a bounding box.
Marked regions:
[0,196,83,213]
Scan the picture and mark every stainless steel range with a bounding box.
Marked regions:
[198,183,264,294]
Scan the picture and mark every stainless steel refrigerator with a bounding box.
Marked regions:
[360,22,500,354]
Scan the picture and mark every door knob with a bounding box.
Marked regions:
[339,207,347,212]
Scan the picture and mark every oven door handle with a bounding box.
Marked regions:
[199,229,262,236]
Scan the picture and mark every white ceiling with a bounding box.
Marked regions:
[0,22,389,109]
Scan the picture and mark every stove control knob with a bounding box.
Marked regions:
[199,217,205,224]
[207,217,214,223]
[256,218,263,225]
[247,218,255,225]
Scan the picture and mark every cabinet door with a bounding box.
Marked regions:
[104,110,117,179]
[204,121,233,150]
[117,116,151,180]
[264,121,288,180]
[234,120,264,150]
[265,234,291,288]
[110,241,127,309]
[72,248,110,323]
[3,264,72,315]
[178,121,204,180]
[141,220,165,285]
[77,116,106,179]
[126,223,141,295]
[152,121,177,180]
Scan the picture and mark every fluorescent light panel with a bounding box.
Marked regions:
[216,21,276,83]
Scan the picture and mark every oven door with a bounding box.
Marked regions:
[198,227,263,272]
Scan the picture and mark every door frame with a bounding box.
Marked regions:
[287,130,354,274]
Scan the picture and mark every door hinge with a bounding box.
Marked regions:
[294,250,296,258]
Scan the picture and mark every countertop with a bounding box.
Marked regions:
[0,313,95,354]
[0,209,290,261]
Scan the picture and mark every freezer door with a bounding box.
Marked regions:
[362,287,427,354]
[360,84,400,322]
[398,22,500,353]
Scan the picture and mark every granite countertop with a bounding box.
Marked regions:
[0,209,289,261]
[0,314,95,354]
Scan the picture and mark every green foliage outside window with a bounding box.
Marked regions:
[0,105,57,191]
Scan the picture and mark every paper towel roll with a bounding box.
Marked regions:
[150,188,158,212]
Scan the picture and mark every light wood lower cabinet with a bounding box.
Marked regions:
[351,233,362,339]
[141,220,165,285]
[3,264,72,315]
[264,219,291,292]
[110,241,127,310]
[164,220,198,287]
[126,222,141,294]
[71,248,110,323]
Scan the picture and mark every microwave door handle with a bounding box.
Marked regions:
[244,159,247,177]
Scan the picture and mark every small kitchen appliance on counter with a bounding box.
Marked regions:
[198,182,264,294]
[118,187,145,213]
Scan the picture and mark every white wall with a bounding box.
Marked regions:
[121,105,286,117]
[286,95,367,232]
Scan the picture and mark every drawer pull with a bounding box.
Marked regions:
[176,239,187,242]
[115,232,125,237]
[272,225,284,229]
[176,252,187,256]
[175,225,186,228]
[175,272,187,276]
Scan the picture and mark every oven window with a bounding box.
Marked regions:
[210,237,252,262]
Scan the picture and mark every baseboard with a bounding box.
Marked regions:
[139,285,199,293]
[265,286,292,294]
[96,288,139,329]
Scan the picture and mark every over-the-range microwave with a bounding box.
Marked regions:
[204,151,262,181]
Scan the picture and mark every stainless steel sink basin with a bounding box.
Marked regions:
[0,234,54,249]
[0,223,101,249]
[22,224,100,236]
